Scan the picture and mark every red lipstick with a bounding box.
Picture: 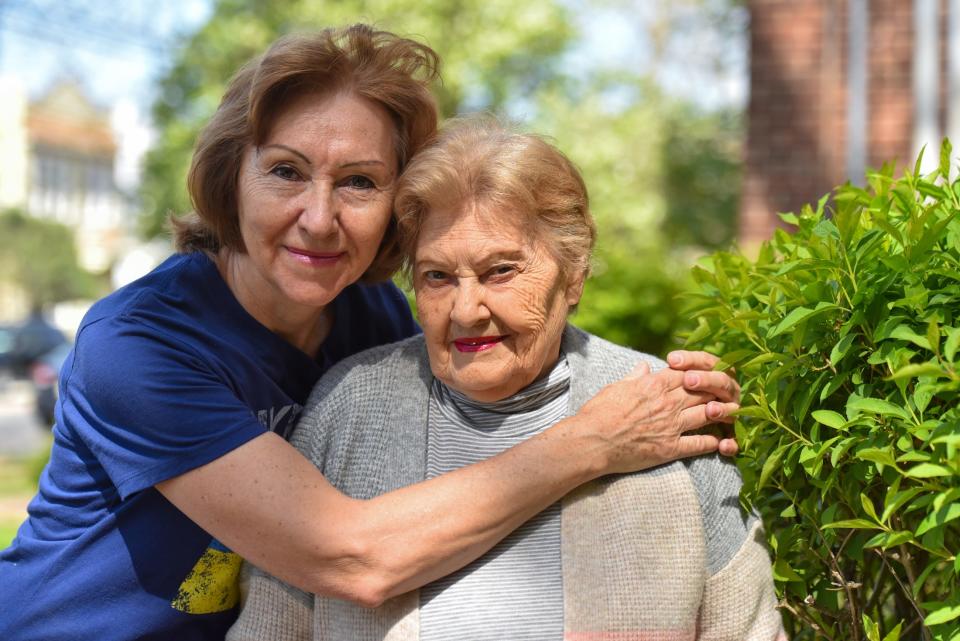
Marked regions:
[453,336,505,353]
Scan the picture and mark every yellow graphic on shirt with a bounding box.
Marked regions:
[170,546,242,614]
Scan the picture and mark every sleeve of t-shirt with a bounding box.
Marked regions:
[61,315,267,500]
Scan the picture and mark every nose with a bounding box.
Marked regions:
[297,182,338,237]
[450,278,490,328]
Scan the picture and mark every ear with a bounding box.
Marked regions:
[565,270,586,307]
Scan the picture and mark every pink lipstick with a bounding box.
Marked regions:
[453,336,505,353]
[286,246,343,266]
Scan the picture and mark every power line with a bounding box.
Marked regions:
[0,0,200,62]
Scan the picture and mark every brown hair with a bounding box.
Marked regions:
[394,116,596,281]
[172,24,440,281]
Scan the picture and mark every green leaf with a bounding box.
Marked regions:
[888,325,932,350]
[916,501,960,535]
[758,445,786,490]
[863,613,880,641]
[820,371,850,401]
[856,447,899,469]
[768,303,839,338]
[822,518,883,530]
[917,180,948,201]
[847,397,912,421]
[778,212,799,226]
[882,621,903,641]
[830,334,856,366]
[928,318,941,357]
[713,349,756,371]
[812,410,847,430]
[864,530,913,549]
[831,437,857,466]
[772,558,804,582]
[886,363,946,380]
[925,602,960,626]
[882,487,924,524]
[860,493,880,522]
[905,463,954,478]
[940,137,952,178]
[945,326,960,362]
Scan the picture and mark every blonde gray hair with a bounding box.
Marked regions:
[393,116,596,282]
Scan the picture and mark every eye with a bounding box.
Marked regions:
[270,164,302,181]
[486,264,518,282]
[341,175,376,190]
[422,270,449,285]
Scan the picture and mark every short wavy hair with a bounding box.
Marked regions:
[394,116,596,282]
[172,24,440,281]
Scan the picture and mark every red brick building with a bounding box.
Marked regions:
[741,0,952,244]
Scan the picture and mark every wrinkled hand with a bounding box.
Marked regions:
[666,350,740,457]
[575,354,741,475]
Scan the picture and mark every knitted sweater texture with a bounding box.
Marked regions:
[228,326,786,641]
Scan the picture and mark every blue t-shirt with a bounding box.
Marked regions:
[0,252,418,641]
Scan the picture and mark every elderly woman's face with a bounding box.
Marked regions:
[233,90,397,314]
[414,201,584,402]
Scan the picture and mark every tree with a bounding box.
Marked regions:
[141,0,573,236]
[0,209,97,310]
[530,75,741,352]
[142,0,748,354]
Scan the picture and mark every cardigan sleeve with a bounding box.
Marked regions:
[226,565,313,641]
[696,521,787,640]
[226,352,362,641]
[684,455,787,640]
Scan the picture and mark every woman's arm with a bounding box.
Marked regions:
[157,351,738,607]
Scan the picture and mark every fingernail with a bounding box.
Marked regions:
[687,374,700,388]
[709,403,722,417]
[668,352,682,366]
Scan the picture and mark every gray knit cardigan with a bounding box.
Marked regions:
[228,325,786,641]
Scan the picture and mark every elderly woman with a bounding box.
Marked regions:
[230,118,785,641]
[0,26,741,641]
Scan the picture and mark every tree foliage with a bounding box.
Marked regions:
[142,0,746,354]
[140,0,573,236]
[0,209,97,310]
[683,143,960,640]
[534,75,741,353]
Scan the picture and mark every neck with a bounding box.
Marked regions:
[214,249,332,356]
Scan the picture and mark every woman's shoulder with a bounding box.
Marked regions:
[563,324,668,387]
[304,335,428,408]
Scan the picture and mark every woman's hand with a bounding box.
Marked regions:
[570,354,740,476]
[666,349,741,456]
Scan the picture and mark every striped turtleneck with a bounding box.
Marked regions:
[420,355,571,641]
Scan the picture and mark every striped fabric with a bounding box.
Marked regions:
[420,357,571,641]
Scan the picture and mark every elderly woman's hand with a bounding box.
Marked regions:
[574,356,740,475]
[666,350,740,457]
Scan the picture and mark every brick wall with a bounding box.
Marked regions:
[741,0,929,245]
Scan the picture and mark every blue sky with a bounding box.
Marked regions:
[0,0,746,115]
[0,0,212,109]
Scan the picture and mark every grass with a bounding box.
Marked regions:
[0,518,21,548]
[0,440,50,549]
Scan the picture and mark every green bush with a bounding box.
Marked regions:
[682,143,960,641]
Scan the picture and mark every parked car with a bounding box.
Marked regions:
[0,324,15,374]
[8,314,67,378]
[31,342,72,428]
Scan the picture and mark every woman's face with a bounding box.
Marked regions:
[414,201,584,402]
[231,90,397,319]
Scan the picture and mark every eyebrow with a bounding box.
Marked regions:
[258,145,388,171]
[341,160,388,170]
[415,248,526,269]
[259,144,311,165]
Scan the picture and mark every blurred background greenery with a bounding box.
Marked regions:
[139,0,744,356]
[0,0,746,547]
